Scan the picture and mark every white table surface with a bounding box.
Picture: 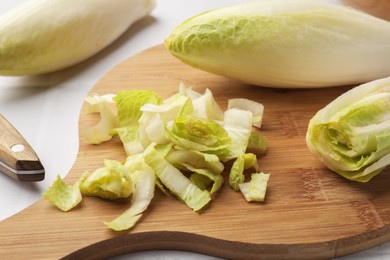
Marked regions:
[0,0,389,259]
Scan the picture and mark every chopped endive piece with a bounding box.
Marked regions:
[247,131,268,156]
[306,76,390,182]
[140,92,191,116]
[229,155,245,191]
[178,82,202,100]
[192,89,224,121]
[229,153,260,191]
[228,98,264,128]
[81,99,119,145]
[79,160,133,200]
[114,89,162,127]
[166,149,224,175]
[43,175,82,212]
[138,94,193,146]
[243,153,260,172]
[143,143,211,211]
[166,115,231,156]
[222,108,252,160]
[179,84,224,121]
[105,155,155,231]
[166,149,224,194]
[165,0,390,88]
[239,172,270,202]
[111,125,144,156]
[141,113,167,145]
[85,93,116,114]
[190,173,212,191]
[109,89,163,153]
[185,164,224,194]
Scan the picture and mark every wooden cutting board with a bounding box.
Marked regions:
[1,44,390,260]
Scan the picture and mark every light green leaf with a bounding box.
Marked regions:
[143,143,211,211]
[43,175,82,212]
[115,89,162,127]
[239,172,270,202]
[228,98,264,128]
[186,165,224,194]
[247,131,268,156]
[166,115,231,156]
[105,155,155,231]
[111,125,144,156]
[229,153,260,191]
[79,160,133,200]
[82,96,119,145]
[222,108,252,160]
[166,149,224,175]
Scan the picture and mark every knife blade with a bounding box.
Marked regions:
[0,115,44,182]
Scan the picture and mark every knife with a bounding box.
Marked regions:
[0,115,45,182]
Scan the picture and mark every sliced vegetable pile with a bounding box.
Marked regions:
[44,83,269,231]
[165,0,390,88]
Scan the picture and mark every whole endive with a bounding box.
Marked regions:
[306,76,390,182]
[0,0,155,76]
[165,0,390,88]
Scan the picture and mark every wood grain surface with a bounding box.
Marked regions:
[1,44,390,260]
[341,0,390,21]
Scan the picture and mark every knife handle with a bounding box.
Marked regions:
[0,115,44,181]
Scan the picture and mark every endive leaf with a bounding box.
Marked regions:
[43,175,82,212]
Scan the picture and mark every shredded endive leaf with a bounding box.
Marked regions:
[43,175,82,212]
[105,155,155,231]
